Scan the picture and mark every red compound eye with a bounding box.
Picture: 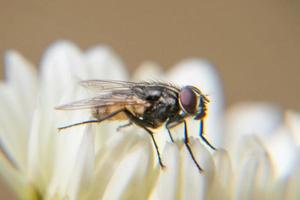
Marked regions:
[179,86,197,114]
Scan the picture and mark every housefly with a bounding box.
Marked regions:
[56,80,216,172]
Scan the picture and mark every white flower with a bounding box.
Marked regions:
[0,40,299,200]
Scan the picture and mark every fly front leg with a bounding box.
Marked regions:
[183,120,203,173]
[199,120,216,150]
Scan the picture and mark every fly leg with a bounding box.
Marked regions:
[165,115,186,143]
[183,120,203,173]
[123,110,165,168]
[117,121,133,132]
[58,109,125,131]
[144,127,165,168]
[199,120,216,150]
[166,126,175,143]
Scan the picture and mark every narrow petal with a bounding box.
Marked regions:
[181,139,214,200]
[234,139,274,200]
[167,60,224,148]
[225,103,282,163]
[209,149,233,200]
[132,62,164,81]
[285,111,300,145]
[0,86,28,170]
[152,139,214,200]
[264,129,298,179]
[153,143,181,200]
[27,107,56,193]
[40,40,86,108]
[102,138,156,200]
[46,124,86,198]
[86,132,149,199]
[0,153,30,199]
[65,127,95,200]
[84,46,128,80]
[285,153,300,200]
[4,50,37,114]
[226,102,282,139]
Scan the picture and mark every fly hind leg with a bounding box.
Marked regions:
[58,109,126,131]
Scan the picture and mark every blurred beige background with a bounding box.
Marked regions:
[0,0,299,198]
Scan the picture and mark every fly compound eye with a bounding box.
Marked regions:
[179,86,197,114]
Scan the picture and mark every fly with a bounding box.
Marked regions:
[56,80,216,172]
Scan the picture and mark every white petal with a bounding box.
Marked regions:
[234,148,274,200]
[226,102,282,138]
[102,138,156,200]
[27,106,56,191]
[225,102,282,161]
[65,127,95,200]
[40,40,86,107]
[285,153,300,200]
[0,52,37,170]
[209,149,233,199]
[0,154,30,199]
[181,139,214,200]
[152,138,214,200]
[47,124,86,198]
[167,60,224,148]
[0,86,28,170]
[285,111,300,145]
[153,143,180,200]
[132,61,164,81]
[4,50,37,113]
[86,132,151,199]
[264,128,298,179]
[84,46,128,80]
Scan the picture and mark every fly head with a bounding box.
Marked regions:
[178,86,208,120]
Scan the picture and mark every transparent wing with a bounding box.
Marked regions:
[56,92,148,110]
[56,80,179,110]
[80,80,180,93]
[79,80,137,92]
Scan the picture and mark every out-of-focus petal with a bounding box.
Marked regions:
[65,127,95,200]
[152,143,180,200]
[234,147,274,200]
[181,139,214,200]
[132,61,164,81]
[102,138,156,200]
[4,50,37,114]
[0,52,37,172]
[85,132,156,199]
[264,128,298,179]
[224,103,282,163]
[209,149,233,200]
[40,40,86,107]
[285,111,300,145]
[46,125,86,198]
[27,106,55,193]
[152,139,214,199]
[0,88,27,170]
[0,146,23,197]
[84,46,128,80]
[167,60,224,148]
[225,102,282,140]
[285,153,300,200]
